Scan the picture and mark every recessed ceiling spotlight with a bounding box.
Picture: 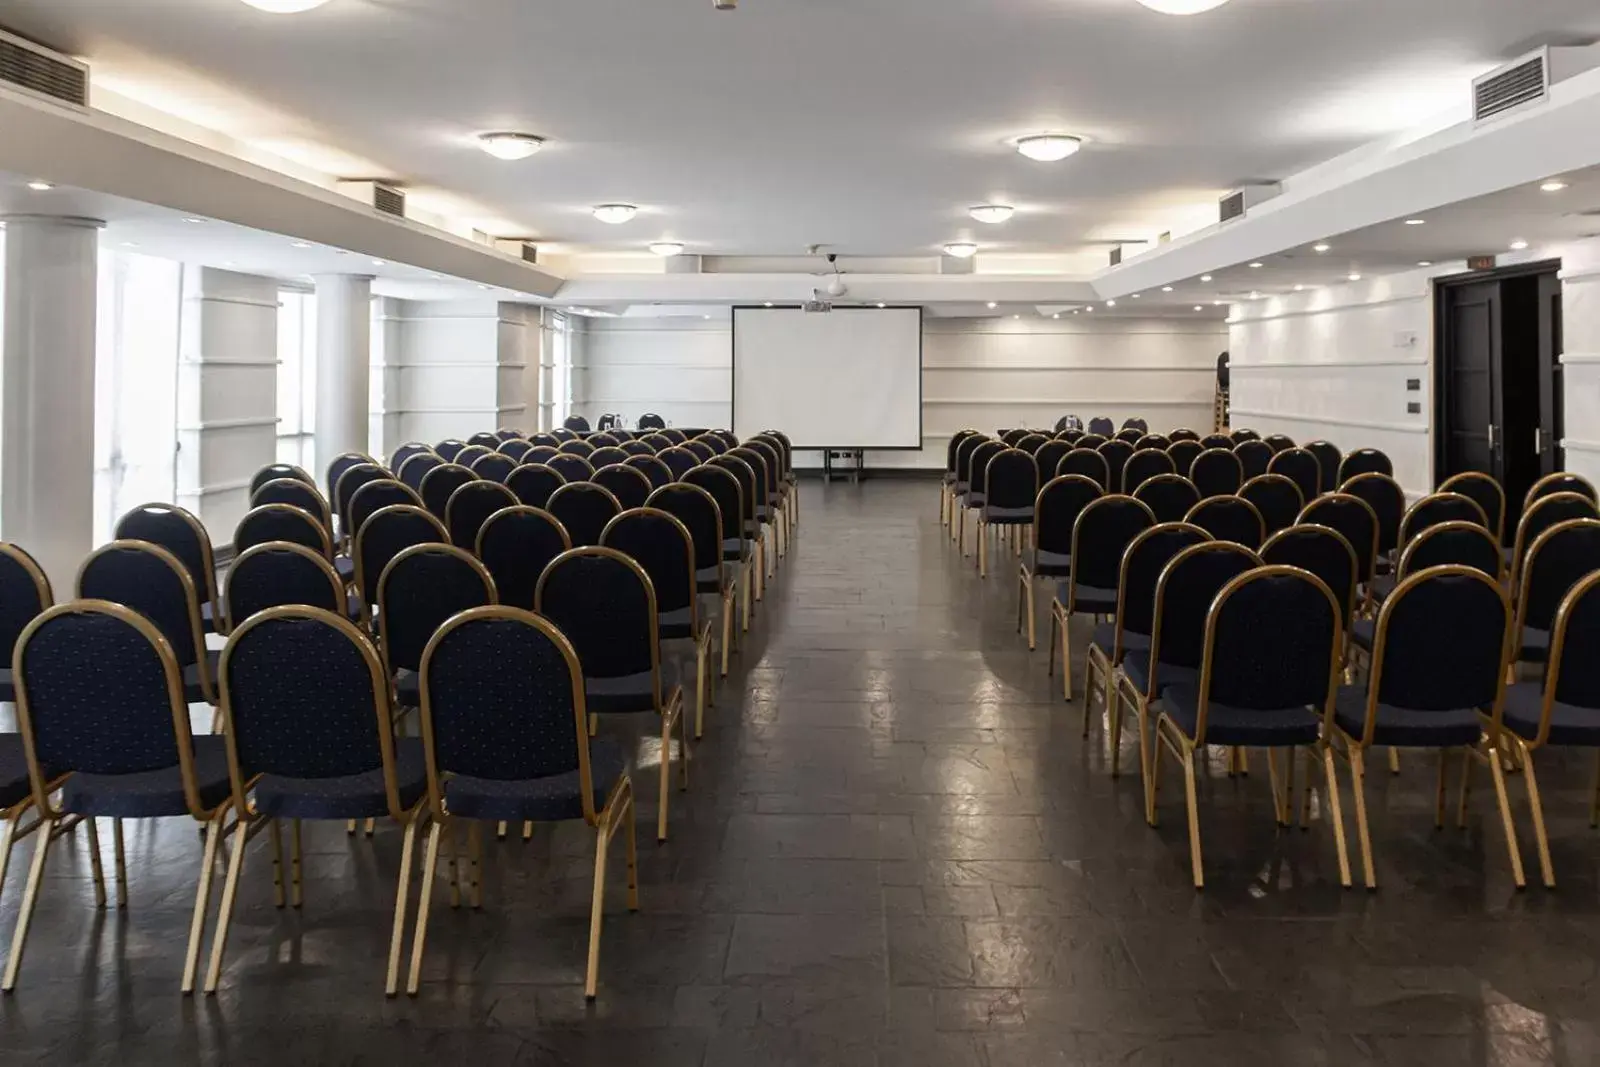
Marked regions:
[1199,274,1212,282]
[764,301,773,307]
[1540,180,1568,193]
[968,204,1015,224]
[1249,291,1260,299]
[1012,314,1020,319]
[1130,293,1141,299]
[1052,313,1060,319]
[183,217,207,224]
[291,241,313,249]
[1193,305,1204,311]
[1293,284,1304,291]
[1212,300,1223,306]
[1509,239,1529,251]
[986,301,997,309]
[1418,260,1433,267]
[1161,286,1173,292]
[1135,0,1233,13]
[372,259,386,266]
[943,242,978,258]
[1404,218,1426,226]
[1248,261,1263,269]
[593,204,638,224]
[878,302,887,308]
[1106,299,1116,307]
[25,181,52,191]
[1014,134,1083,162]
[648,241,685,257]
[1085,305,1094,312]
[1347,272,1362,281]
[703,314,711,320]
[477,132,545,161]
[1313,243,1330,253]
[239,0,333,11]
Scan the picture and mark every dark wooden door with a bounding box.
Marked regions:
[1538,273,1564,477]
[1441,281,1502,481]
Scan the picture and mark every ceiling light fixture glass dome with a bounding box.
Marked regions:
[1135,0,1232,14]
[477,132,545,160]
[648,242,685,257]
[593,204,638,224]
[1014,135,1082,162]
[239,0,333,12]
[968,204,1015,224]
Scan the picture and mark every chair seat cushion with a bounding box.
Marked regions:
[201,600,218,634]
[1024,549,1071,579]
[182,650,222,704]
[983,506,1034,523]
[586,659,681,714]
[963,492,986,509]
[658,605,696,641]
[1333,686,1481,747]
[335,555,356,583]
[443,736,627,822]
[1160,684,1322,746]
[1368,575,1397,603]
[395,668,419,707]
[1090,622,1150,660]
[61,735,232,818]
[0,734,33,810]
[1350,618,1375,652]
[253,738,427,820]
[1059,582,1116,615]
[1517,626,1550,664]
[1501,682,1600,746]
[1120,651,1196,699]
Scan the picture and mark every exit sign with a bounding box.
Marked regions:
[1467,255,1498,272]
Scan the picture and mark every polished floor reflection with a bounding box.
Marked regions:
[3,478,1600,1065]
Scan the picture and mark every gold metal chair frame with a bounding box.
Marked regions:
[1509,491,1599,592]
[645,482,742,689]
[115,501,222,635]
[1047,495,1156,708]
[77,539,217,707]
[353,505,450,627]
[224,541,345,633]
[1017,474,1101,653]
[1397,492,1489,553]
[235,502,334,562]
[975,449,1039,580]
[1439,471,1506,545]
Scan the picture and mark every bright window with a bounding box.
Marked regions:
[276,289,317,470]
[549,310,571,428]
[93,250,181,544]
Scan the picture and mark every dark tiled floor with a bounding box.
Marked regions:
[4,478,1600,1065]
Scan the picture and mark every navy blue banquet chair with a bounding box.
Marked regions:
[696,433,730,457]
[1017,432,1051,454]
[333,462,389,544]
[950,434,991,536]
[452,445,495,470]
[253,478,342,580]
[506,463,567,509]
[1033,439,1074,491]
[376,544,496,712]
[958,438,1007,556]
[625,454,674,491]
[1200,433,1233,451]
[326,451,377,506]
[708,454,766,601]
[523,445,561,466]
[1055,447,1108,492]
[746,436,794,538]
[684,463,754,634]
[1261,525,1359,636]
[498,438,535,464]
[1328,566,1516,889]
[1049,495,1154,705]
[1233,439,1274,481]
[1056,428,1085,444]
[944,431,983,524]
[732,443,783,565]
[641,432,675,452]
[527,432,561,449]
[495,427,524,442]
[547,453,597,484]
[1398,491,1487,551]
[1000,429,1029,448]
[1018,475,1100,651]
[354,505,449,625]
[621,440,657,458]
[589,432,621,449]
[348,479,423,549]
[224,542,346,631]
[639,412,667,429]
[389,442,435,473]
[1228,428,1261,445]
[1239,473,1304,539]
[398,452,445,495]
[1513,518,1600,669]
[563,415,592,432]
[205,606,428,995]
[977,448,1039,578]
[1135,433,1171,452]
[1053,414,1082,433]
[445,480,518,551]
[1301,492,1380,595]
[657,446,699,481]
[558,439,596,459]
[115,502,222,635]
[470,452,519,483]
[1087,417,1115,437]
[4,601,232,993]
[1152,566,1343,888]
[1123,417,1149,433]
[547,482,623,549]
[1510,492,1599,591]
[1303,441,1342,499]
[77,540,217,707]
[1168,428,1201,444]
[537,548,687,842]
[1114,428,1144,445]
[1097,440,1135,497]
[1440,471,1506,545]
[410,607,637,999]
[1263,432,1296,453]
[420,463,477,523]
[1134,473,1202,525]
[1397,520,1501,583]
[550,427,577,443]
[1525,472,1597,509]
[1091,523,1209,779]
[648,482,738,679]
[1338,447,1393,484]
[1166,439,1203,481]
[1189,448,1243,499]
[434,439,467,463]
[593,464,653,511]
[1184,496,1265,549]
[234,503,332,560]
[610,429,637,443]
[1076,433,1108,451]
[1123,448,1175,495]
[682,439,716,463]
[590,446,632,469]
[1339,472,1405,573]
[476,506,571,611]
[468,431,501,450]
[250,462,314,499]
[0,544,51,702]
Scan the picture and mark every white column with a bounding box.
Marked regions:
[1,215,102,594]
[313,273,373,479]
[175,268,280,546]
[392,299,520,442]
[369,296,404,459]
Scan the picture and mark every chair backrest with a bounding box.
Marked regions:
[1145,541,1261,690]
[348,479,422,545]
[1056,428,1084,444]
[77,541,209,701]
[1360,567,1509,734]
[1399,520,1501,581]
[708,455,758,529]
[498,438,535,463]
[1121,448,1175,495]
[1134,433,1171,452]
[354,504,448,611]
[621,439,657,458]
[683,439,716,462]
[656,446,698,480]
[1261,524,1358,626]
[593,464,653,511]
[1189,448,1243,498]
[235,503,331,559]
[1266,447,1320,503]
[1087,417,1115,436]
[1183,496,1265,549]
[1537,571,1600,727]
[1228,428,1261,445]
[506,463,567,508]
[1299,492,1379,583]
[1076,432,1108,450]
[639,432,673,451]
[1399,491,1488,549]
[1134,474,1202,524]
[1033,440,1074,484]
[983,449,1039,511]
[1123,417,1148,432]
[1337,473,1404,560]
[558,439,596,458]
[1512,491,1600,588]
[1016,433,1051,454]
[1516,518,1600,636]
[495,427,523,442]
[376,544,496,675]
[333,462,389,534]
[590,428,619,445]
[546,482,623,547]
[587,445,629,469]
[563,415,591,432]
[697,432,730,456]
[1238,473,1304,539]
[476,506,571,610]
[251,478,333,544]
[468,431,501,450]
[1303,441,1342,498]
[1056,447,1109,491]
[250,463,313,499]
[954,435,991,485]
[536,547,660,687]
[1233,439,1274,480]
[625,453,675,490]
[15,602,201,805]
[419,607,598,815]
[113,503,217,615]
[1200,433,1233,450]
[1439,471,1506,543]
[434,439,467,462]
[999,428,1029,447]
[1263,433,1296,453]
[1096,440,1135,495]
[1113,523,1211,647]
[524,445,561,466]
[1526,471,1598,509]
[224,543,344,631]
[1338,447,1392,483]
[326,452,377,502]
[638,412,667,430]
[398,452,446,493]
[1168,428,1200,443]
[647,483,724,581]
[731,446,774,507]
[684,464,747,560]
[1067,496,1155,606]
[545,452,595,483]
[0,544,51,668]
[1113,428,1143,445]
[453,445,495,470]
[390,442,435,473]
[470,452,519,483]
[446,480,519,550]
[1166,439,1203,478]
[602,508,697,627]
[1033,475,1102,560]
[1052,414,1080,433]
[1193,568,1340,737]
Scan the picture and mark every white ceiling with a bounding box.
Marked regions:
[5,0,1600,258]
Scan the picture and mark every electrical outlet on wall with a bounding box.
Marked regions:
[1394,330,1419,349]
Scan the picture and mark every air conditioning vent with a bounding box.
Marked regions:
[1219,182,1282,224]
[0,27,88,107]
[1219,190,1246,223]
[492,238,539,263]
[1109,247,1123,267]
[372,184,405,218]
[1474,51,1548,122]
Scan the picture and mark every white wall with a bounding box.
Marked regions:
[385,299,530,443]
[1561,240,1600,483]
[575,314,1225,467]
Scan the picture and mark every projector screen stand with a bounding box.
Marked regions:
[822,448,864,485]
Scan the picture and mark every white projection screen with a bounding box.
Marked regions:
[732,307,923,449]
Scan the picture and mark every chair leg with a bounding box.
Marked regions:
[1060,610,1073,706]
[468,820,484,909]
[1148,721,1165,829]
[385,817,419,996]
[1134,692,1156,826]
[1025,577,1037,650]
[1181,741,1204,890]
[1486,737,1527,890]
[1321,744,1353,889]
[1108,670,1125,778]
[444,820,460,909]
[585,820,611,1000]
[1434,748,1449,829]
[523,821,534,841]
[2,814,56,992]
[1457,747,1475,828]
[741,564,752,633]
[978,520,988,578]
[1046,609,1058,678]
[695,645,708,740]
[1512,739,1555,889]
[112,819,128,909]
[179,815,222,995]
[1298,746,1314,830]
[1389,746,1401,774]
[203,820,251,994]
[1349,746,1376,890]
[84,817,107,909]
[406,820,444,996]
[1267,748,1285,827]
[658,715,674,842]
[958,508,966,555]
[1591,750,1600,828]
[290,818,304,908]
[721,591,734,677]
[0,809,19,903]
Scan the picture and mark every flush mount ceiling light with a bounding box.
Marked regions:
[968,204,1015,224]
[1193,305,1204,311]
[1347,272,1362,281]
[944,242,978,258]
[1135,0,1233,14]
[1418,260,1433,267]
[239,0,333,11]
[1248,261,1263,269]
[592,203,638,224]
[477,132,545,161]
[1541,180,1568,192]
[648,241,685,257]
[877,302,887,308]
[1106,299,1117,307]
[1313,243,1331,253]
[1161,286,1173,292]
[1404,218,1426,226]
[25,180,52,191]
[1510,238,1529,251]
[1014,135,1082,163]
[1199,274,1212,282]
[986,301,997,309]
